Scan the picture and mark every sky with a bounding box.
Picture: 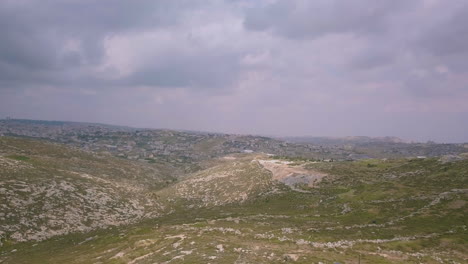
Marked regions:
[0,0,467,143]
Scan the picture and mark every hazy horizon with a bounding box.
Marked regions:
[3,117,467,144]
[1,1,467,142]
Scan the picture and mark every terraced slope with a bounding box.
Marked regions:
[0,137,174,243]
[0,138,468,264]
[158,157,274,209]
[0,139,279,246]
[0,138,467,263]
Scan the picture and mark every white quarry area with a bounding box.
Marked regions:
[256,159,326,191]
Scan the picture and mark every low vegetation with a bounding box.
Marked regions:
[0,135,467,263]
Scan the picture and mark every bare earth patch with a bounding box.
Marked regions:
[257,159,327,191]
[448,199,466,209]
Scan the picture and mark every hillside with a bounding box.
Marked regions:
[158,156,275,209]
[2,119,467,165]
[282,136,409,145]
[0,137,175,243]
[0,136,467,263]
[0,119,327,165]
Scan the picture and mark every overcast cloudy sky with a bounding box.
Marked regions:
[1,0,467,142]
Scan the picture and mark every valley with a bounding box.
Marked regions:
[0,120,467,263]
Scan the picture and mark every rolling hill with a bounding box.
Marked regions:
[0,136,466,263]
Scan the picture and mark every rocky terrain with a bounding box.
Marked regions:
[0,120,467,263]
[0,137,174,243]
[2,119,467,166]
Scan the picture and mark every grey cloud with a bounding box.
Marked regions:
[244,0,412,39]
[414,3,468,76]
[119,47,243,89]
[349,45,396,70]
[0,0,226,89]
[419,4,468,56]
